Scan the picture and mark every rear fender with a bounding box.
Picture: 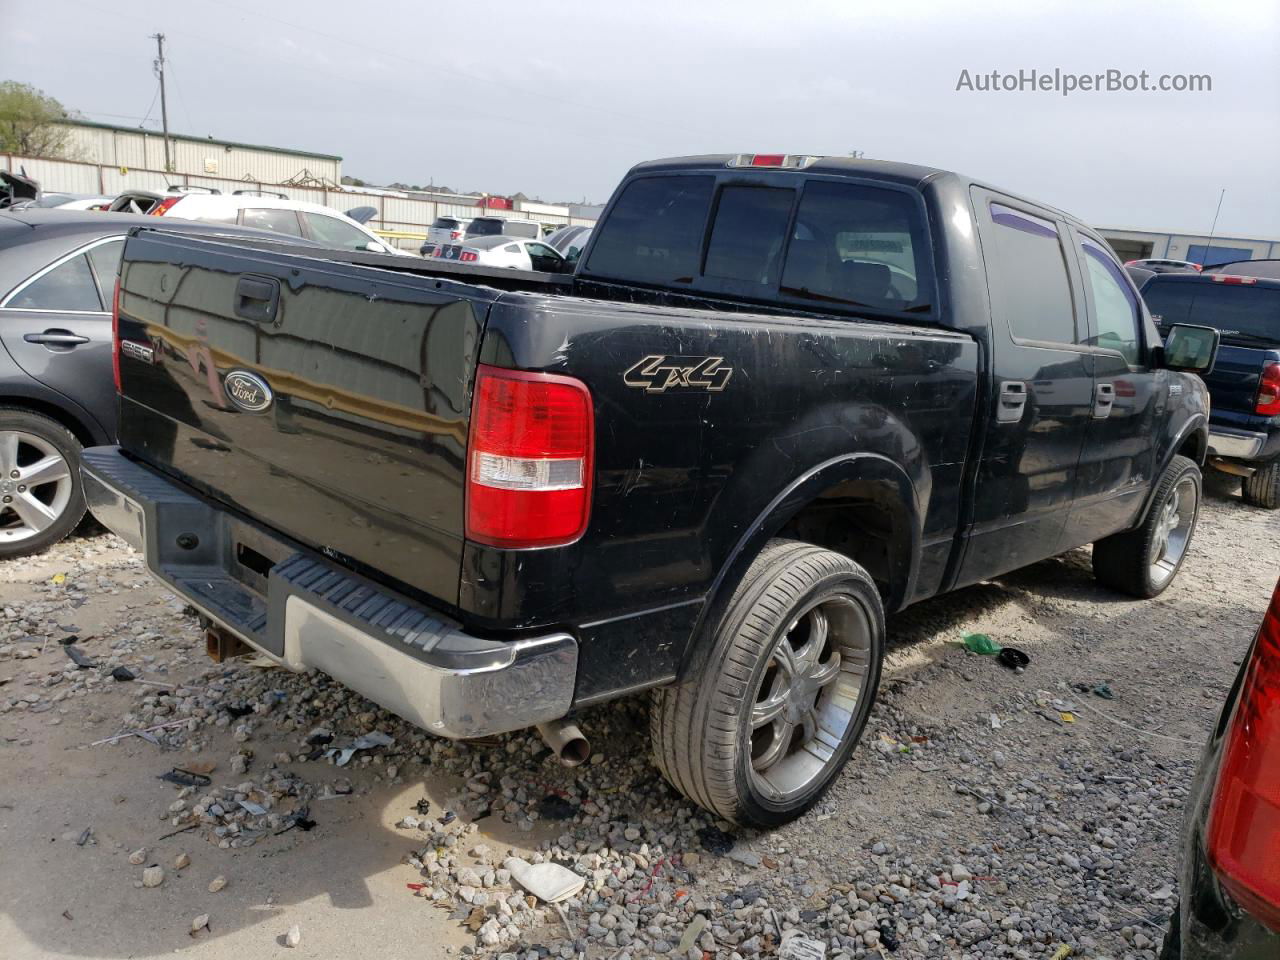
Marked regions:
[679,452,920,678]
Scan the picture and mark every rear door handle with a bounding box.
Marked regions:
[997,380,1028,423]
[234,275,280,323]
[24,331,90,348]
[1094,382,1115,419]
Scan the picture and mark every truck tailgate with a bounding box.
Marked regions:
[114,230,492,606]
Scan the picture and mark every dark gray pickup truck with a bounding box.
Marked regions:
[81,154,1219,825]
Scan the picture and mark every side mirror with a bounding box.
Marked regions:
[1161,323,1220,375]
[364,241,386,253]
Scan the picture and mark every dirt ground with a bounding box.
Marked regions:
[1,475,1276,960]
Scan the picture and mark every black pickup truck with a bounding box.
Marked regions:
[81,154,1220,826]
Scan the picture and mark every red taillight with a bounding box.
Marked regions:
[1207,578,1280,932]
[465,365,593,548]
[460,251,478,262]
[1256,362,1280,416]
[1212,274,1258,285]
[450,230,462,240]
[111,278,122,393]
[149,197,181,216]
[1124,259,1138,266]
[748,153,786,167]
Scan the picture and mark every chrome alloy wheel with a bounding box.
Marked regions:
[1149,474,1197,588]
[0,430,73,544]
[748,593,874,800]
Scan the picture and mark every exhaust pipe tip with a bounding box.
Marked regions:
[537,720,590,767]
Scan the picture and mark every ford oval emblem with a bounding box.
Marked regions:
[223,370,273,413]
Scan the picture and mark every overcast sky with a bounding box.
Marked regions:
[9,0,1279,235]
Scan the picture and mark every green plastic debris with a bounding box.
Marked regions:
[962,633,1003,656]
[1092,683,1116,700]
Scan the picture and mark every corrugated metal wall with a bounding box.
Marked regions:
[2,154,597,251]
[56,124,342,184]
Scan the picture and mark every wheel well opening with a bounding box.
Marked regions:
[1178,431,1206,466]
[777,497,900,603]
[0,398,95,448]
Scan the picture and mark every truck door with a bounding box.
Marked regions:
[1060,226,1160,546]
[955,190,1095,585]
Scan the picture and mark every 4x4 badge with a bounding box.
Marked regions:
[623,355,733,393]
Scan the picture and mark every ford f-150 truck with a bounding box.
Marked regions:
[81,154,1220,826]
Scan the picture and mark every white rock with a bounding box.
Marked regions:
[285,924,301,948]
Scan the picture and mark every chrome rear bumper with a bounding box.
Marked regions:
[79,446,578,739]
[1208,428,1267,461]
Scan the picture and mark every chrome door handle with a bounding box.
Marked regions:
[1094,382,1115,419]
[997,380,1028,423]
[24,331,90,347]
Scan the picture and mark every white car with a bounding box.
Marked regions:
[424,216,472,251]
[427,236,567,272]
[107,188,410,256]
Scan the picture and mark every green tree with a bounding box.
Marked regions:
[0,81,73,157]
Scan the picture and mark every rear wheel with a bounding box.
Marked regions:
[1093,455,1200,598]
[651,539,884,827]
[0,409,85,559]
[1242,461,1280,509]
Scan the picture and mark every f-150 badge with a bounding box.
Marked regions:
[623,355,733,393]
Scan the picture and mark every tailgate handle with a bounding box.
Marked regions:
[234,275,280,323]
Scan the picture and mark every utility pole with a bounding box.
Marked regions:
[150,33,173,172]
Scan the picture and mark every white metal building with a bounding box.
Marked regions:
[1098,227,1280,266]
[55,119,342,185]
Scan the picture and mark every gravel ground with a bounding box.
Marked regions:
[1,480,1276,960]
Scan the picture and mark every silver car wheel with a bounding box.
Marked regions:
[748,593,874,801]
[0,430,74,544]
[1148,475,1197,587]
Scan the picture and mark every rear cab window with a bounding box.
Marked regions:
[1142,278,1280,348]
[584,172,934,316]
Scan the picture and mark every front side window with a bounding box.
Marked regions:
[241,208,303,236]
[985,201,1077,345]
[781,181,932,312]
[6,253,102,311]
[703,186,794,285]
[304,213,373,250]
[1080,239,1141,364]
[585,175,713,285]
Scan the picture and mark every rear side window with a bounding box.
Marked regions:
[508,222,540,239]
[5,253,102,311]
[303,212,373,251]
[1080,240,1141,364]
[241,208,303,237]
[703,186,793,286]
[781,181,932,311]
[1143,280,1280,346]
[985,202,1077,345]
[586,175,713,284]
[86,238,124,299]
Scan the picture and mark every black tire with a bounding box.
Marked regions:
[650,539,885,827]
[1093,455,1201,598]
[0,408,86,560]
[1242,461,1280,509]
